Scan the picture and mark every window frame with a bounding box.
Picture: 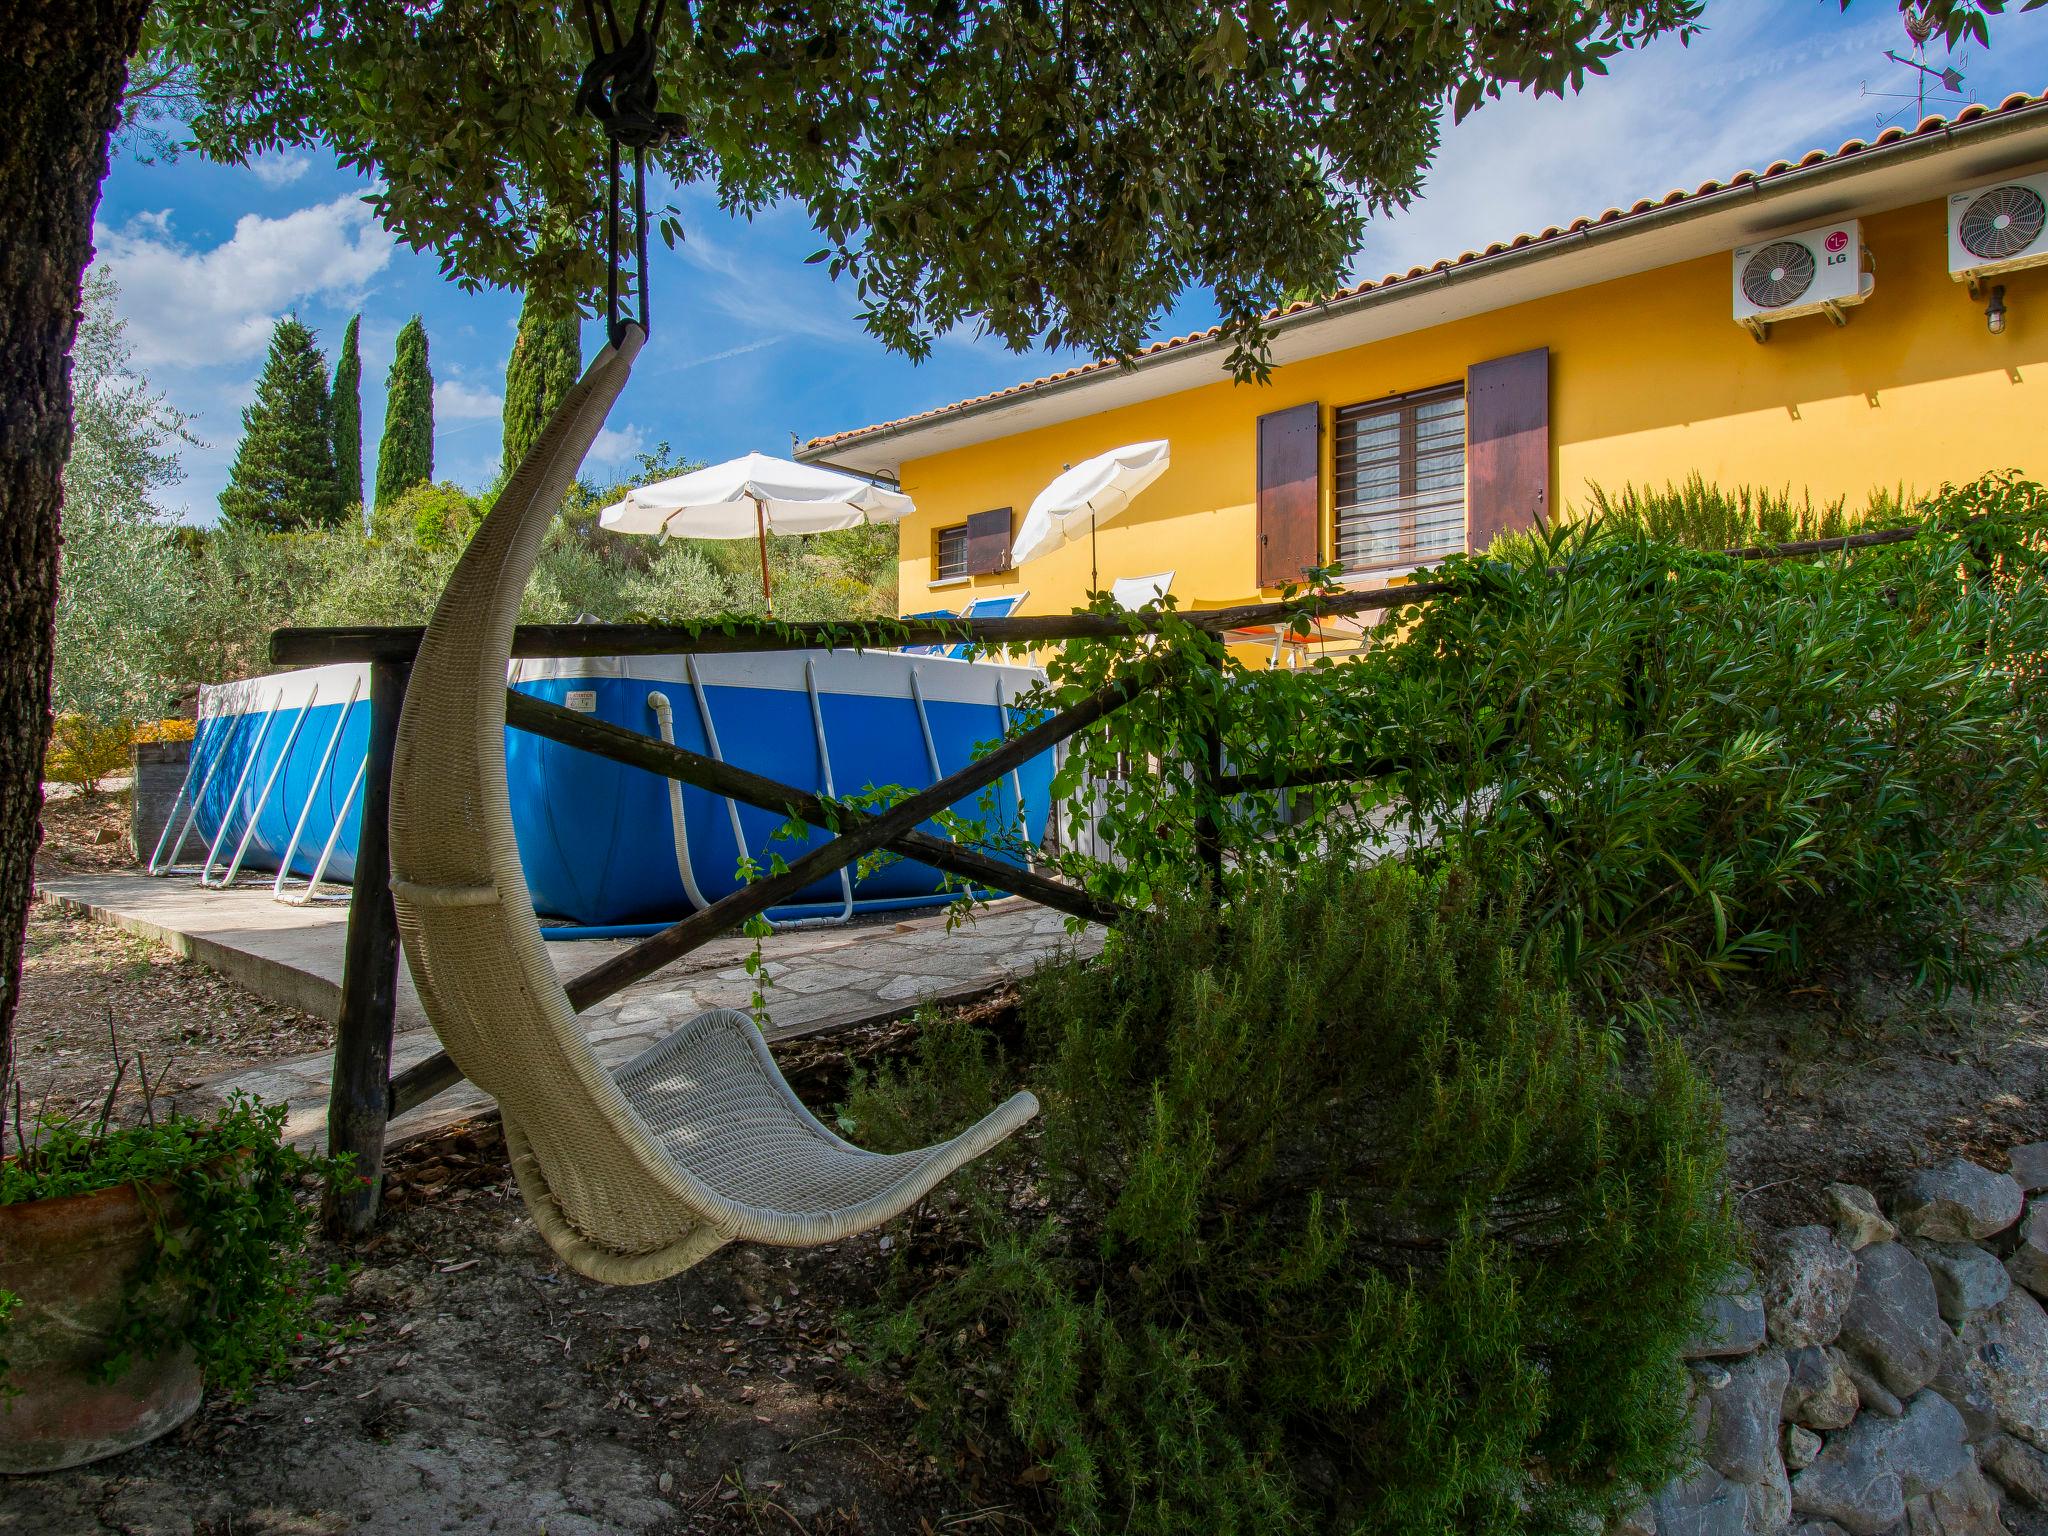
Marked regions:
[932,521,971,584]
[1332,383,1468,579]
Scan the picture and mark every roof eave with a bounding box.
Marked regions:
[798,94,2048,474]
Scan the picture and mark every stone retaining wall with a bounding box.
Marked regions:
[129,738,189,863]
[1624,1146,2048,1536]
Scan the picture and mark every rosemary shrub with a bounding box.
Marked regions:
[848,861,1733,1534]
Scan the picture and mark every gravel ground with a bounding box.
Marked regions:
[0,1118,1042,1536]
[10,902,331,1133]
[1681,901,2048,1232]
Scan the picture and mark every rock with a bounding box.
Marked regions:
[1837,1243,1949,1401]
[1792,1392,1972,1536]
[1764,1227,1861,1348]
[1980,1431,2048,1507]
[1653,1461,1750,1536]
[1916,1242,2014,1325]
[1704,1352,1791,1482]
[1902,1451,2006,1536]
[1936,1286,2048,1451]
[1793,1425,1905,1534]
[1687,1267,1768,1361]
[2010,1144,2048,1196]
[1748,1451,1792,1535]
[1828,1185,1899,1251]
[1786,1424,1825,1472]
[1611,1497,1658,1535]
[1931,1330,2005,1443]
[1842,1355,1905,1418]
[1896,1160,2024,1244]
[1881,1391,1974,1498]
[1784,1346,1863,1431]
[1690,1367,1722,1441]
[2006,1207,2048,1302]
[1788,1525,1852,1536]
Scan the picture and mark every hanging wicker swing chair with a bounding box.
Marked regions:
[386,327,1038,1284]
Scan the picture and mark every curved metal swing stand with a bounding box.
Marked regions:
[386,328,1037,1284]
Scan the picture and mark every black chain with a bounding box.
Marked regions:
[577,0,685,344]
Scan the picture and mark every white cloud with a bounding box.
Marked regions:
[249,152,312,189]
[94,195,395,366]
[1347,1,2041,283]
[434,377,504,420]
[588,424,649,468]
[679,220,871,349]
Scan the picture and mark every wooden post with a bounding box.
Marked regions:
[1195,719,1225,896]
[1192,632,1229,896]
[324,657,406,1237]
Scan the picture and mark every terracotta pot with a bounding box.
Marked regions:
[0,1177,203,1473]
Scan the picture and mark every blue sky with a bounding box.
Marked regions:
[94,1,2048,524]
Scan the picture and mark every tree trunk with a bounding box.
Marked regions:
[0,1,150,1145]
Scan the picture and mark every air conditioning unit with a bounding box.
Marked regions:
[1732,220,1874,339]
[1949,170,2048,285]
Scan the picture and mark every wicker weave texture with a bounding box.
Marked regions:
[386,329,1036,1283]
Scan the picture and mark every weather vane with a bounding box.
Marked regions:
[1860,5,1971,130]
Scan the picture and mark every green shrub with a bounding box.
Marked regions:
[1040,473,2048,998]
[371,479,488,550]
[157,458,900,689]
[0,1094,348,1398]
[1574,474,1913,550]
[1377,474,2048,995]
[860,861,1732,1535]
[43,714,135,794]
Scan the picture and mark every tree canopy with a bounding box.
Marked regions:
[331,313,364,515]
[503,290,582,471]
[145,2,2048,377]
[56,269,196,727]
[152,1,1726,377]
[219,316,343,531]
[375,315,434,509]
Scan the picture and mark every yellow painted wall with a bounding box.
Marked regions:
[895,195,2048,620]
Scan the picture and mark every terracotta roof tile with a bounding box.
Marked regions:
[801,90,2048,457]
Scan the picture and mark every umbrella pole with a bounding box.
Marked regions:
[1090,515,1098,596]
[754,496,774,617]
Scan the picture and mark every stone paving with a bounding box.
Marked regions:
[36,872,1101,1147]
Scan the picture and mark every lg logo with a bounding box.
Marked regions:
[1824,229,1850,265]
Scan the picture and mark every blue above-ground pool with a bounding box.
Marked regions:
[162,650,1059,931]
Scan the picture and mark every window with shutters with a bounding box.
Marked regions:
[933,523,970,582]
[964,506,1013,576]
[1333,385,1467,576]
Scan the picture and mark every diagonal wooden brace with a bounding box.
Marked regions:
[502,688,1129,930]
[559,664,1163,1012]
[387,669,1157,1121]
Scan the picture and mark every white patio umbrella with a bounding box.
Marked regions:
[1011,440,1170,592]
[599,451,915,615]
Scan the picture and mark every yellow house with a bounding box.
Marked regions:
[799,93,2048,630]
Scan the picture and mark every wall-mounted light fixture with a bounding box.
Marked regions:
[1987,284,2009,336]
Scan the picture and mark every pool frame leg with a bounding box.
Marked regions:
[273,676,362,902]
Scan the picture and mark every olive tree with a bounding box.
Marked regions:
[54,268,196,729]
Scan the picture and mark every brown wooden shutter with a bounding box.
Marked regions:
[1256,403,1320,588]
[1465,347,1550,552]
[964,507,1013,575]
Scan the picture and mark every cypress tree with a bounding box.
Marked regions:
[218,316,342,531]
[502,288,581,471]
[374,314,434,508]
[330,313,363,514]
